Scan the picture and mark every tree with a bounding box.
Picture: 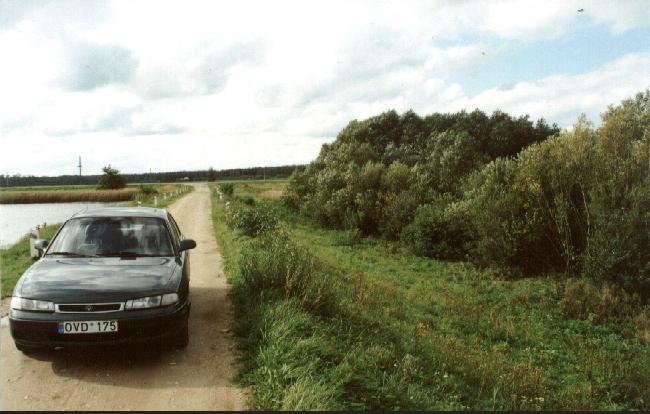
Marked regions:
[207,167,216,182]
[98,165,126,189]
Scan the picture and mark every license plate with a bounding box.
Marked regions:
[58,320,118,334]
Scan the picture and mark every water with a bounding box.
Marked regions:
[0,203,111,248]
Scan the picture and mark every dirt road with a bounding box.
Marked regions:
[0,183,245,410]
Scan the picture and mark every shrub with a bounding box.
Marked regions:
[283,169,311,209]
[401,195,471,260]
[559,278,641,323]
[511,120,596,272]
[464,120,596,274]
[379,190,420,240]
[242,196,256,206]
[219,183,235,197]
[139,184,158,195]
[226,204,278,237]
[584,92,650,296]
[463,158,537,270]
[635,306,650,343]
[585,179,650,297]
[98,165,126,190]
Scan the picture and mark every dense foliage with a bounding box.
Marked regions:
[285,92,650,297]
[97,165,126,189]
[211,182,650,410]
[226,202,278,237]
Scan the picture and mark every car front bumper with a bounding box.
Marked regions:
[9,300,190,348]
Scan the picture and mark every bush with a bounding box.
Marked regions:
[464,121,597,274]
[219,183,234,197]
[401,195,471,260]
[226,204,278,237]
[379,190,420,240]
[511,120,596,272]
[585,179,650,297]
[242,196,256,206]
[139,184,158,195]
[560,278,641,323]
[98,165,126,190]
[583,92,650,296]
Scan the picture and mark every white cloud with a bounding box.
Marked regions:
[444,52,650,126]
[1,0,649,176]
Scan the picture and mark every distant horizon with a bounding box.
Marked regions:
[1,163,303,182]
[2,163,305,178]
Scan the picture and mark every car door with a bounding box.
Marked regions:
[167,213,191,293]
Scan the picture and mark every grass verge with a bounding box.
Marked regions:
[0,225,60,297]
[210,181,650,411]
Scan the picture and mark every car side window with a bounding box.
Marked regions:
[167,213,182,245]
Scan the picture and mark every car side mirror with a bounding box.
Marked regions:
[34,239,48,251]
[178,239,196,252]
[34,239,49,258]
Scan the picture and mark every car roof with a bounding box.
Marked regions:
[70,206,169,220]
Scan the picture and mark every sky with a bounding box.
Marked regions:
[1,0,649,176]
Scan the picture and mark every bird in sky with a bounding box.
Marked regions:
[577,8,584,12]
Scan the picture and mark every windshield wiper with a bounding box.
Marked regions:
[47,251,97,258]
[95,251,161,257]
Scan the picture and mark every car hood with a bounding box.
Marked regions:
[16,257,179,303]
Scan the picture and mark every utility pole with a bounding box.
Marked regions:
[78,156,82,177]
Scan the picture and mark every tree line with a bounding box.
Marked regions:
[1,165,304,187]
[284,91,650,297]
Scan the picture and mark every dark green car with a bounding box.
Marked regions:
[9,207,196,352]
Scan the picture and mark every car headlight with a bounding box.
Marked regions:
[11,297,55,312]
[125,295,162,310]
[161,293,179,306]
[125,293,179,310]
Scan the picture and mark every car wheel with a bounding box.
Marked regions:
[173,318,189,349]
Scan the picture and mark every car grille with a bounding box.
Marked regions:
[56,303,123,313]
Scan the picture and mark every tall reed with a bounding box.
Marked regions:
[0,188,139,204]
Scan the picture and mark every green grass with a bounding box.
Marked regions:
[132,184,193,208]
[0,225,60,297]
[210,181,650,410]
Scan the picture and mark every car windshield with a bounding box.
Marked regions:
[46,217,175,257]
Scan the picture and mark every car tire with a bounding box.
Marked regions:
[173,318,189,349]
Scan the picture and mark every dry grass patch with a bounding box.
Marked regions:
[0,188,138,204]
